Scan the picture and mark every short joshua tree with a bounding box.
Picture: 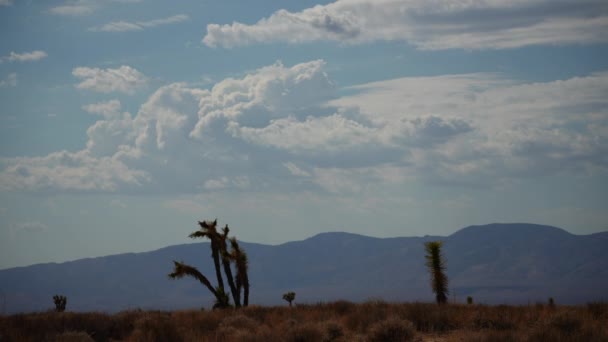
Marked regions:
[53,295,67,312]
[283,291,296,307]
[467,296,474,305]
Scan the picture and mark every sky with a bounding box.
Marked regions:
[1,0,607,269]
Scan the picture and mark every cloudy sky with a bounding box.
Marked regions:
[1,0,607,269]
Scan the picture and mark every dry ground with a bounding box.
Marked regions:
[1,301,607,341]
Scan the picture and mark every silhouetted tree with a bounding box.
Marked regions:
[424,241,449,305]
[467,296,473,305]
[283,291,296,307]
[229,237,250,306]
[53,295,67,312]
[218,225,241,307]
[169,219,249,309]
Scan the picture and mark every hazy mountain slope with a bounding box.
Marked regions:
[0,223,606,313]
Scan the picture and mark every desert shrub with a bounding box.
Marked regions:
[472,306,516,331]
[527,327,565,342]
[241,305,270,323]
[547,311,582,336]
[51,331,94,342]
[323,321,344,341]
[173,309,223,338]
[215,313,262,341]
[219,314,259,331]
[367,318,416,342]
[402,302,456,332]
[344,302,388,333]
[126,312,181,342]
[284,322,325,342]
[587,301,608,319]
[329,300,356,315]
[461,330,519,342]
[526,310,591,342]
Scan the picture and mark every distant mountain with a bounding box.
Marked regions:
[1,223,606,313]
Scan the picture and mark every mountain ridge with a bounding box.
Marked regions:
[1,223,606,313]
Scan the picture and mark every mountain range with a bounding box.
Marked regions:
[1,223,607,313]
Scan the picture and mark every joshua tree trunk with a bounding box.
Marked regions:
[243,270,250,307]
[202,222,226,293]
[220,225,241,307]
[230,237,250,307]
[424,241,449,305]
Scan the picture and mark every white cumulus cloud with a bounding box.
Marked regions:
[72,65,147,94]
[1,60,607,194]
[90,14,189,32]
[203,0,608,50]
[2,51,47,63]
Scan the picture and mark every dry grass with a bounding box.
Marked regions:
[0,301,606,341]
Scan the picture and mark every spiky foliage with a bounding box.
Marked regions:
[169,219,250,309]
[190,220,225,293]
[424,241,449,305]
[169,261,218,298]
[229,237,250,306]
[283,291,296,307]
[52,295,67,312]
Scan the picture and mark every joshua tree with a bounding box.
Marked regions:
[169,219,250,309]
[283,291,296,307]
[229,237,250,306]
[467,296,474,305]
[424,241,449,305]
[53,295,67,312]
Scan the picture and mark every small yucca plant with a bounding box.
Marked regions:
[283,291,296,307]
[53,295,67,312]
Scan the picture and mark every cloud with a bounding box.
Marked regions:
[82,99,122,119]
[90,14,189,32]
[203,0,608,50]
[0,150,149,192]
[0,0,12,6]
[72,65,147,94]
[2,51,47,63]
[330,71,608,186]
[1,60,607,194]
[49,0,143,16]
[0,73,17,87]
[49,1,96,16]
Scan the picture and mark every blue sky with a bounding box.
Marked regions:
[1,0,607,269]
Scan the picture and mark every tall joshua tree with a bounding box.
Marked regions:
[424,241,449,305]
[229,237,250,306]
[169,219,250,309]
